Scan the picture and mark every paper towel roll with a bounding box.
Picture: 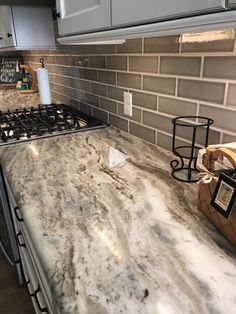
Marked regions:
[37,67,51,105]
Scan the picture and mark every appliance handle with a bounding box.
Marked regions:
[16,231,26,247]
[0,236,14,266]
[14,206,24,222]
[27,283,49,313]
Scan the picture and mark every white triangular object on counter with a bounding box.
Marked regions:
[108,147,128,168]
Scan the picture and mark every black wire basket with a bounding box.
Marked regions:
[170,116,214,183]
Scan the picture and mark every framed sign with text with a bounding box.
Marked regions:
[210,173,236,219]
[0,56,23,85]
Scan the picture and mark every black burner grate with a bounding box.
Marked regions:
[0,104,107,144]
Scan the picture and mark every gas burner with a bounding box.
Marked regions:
[0,104,107,145]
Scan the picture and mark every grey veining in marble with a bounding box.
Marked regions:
[0,127,235,314]
[0,89,39,111]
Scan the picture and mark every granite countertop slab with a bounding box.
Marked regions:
[0,89,39,111]
[0,127,235,314]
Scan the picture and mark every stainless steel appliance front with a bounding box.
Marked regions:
[0,165,23,284]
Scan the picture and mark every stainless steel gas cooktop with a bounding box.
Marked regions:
[0,104,107,146]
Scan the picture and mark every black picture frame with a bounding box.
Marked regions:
[210,173,236,219]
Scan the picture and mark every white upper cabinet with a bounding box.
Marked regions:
[112,0,226,27]
[56,0,110,36]
[0,6,55,50]
[56,0,236,44]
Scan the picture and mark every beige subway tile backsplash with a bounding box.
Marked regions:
[98,70,116,85]
[109,114,128,132]
[144,35,180,53]
[204,56,236,80]
[100,98,117,114]
[226,84,236,108]
[82,69,97,81]
[159,96,197,116]
[117,73,141,89]
[94,45,116,55]
[156,132,173,151]
[70,78,90,93]
[53,75,71,87]
[73,89,84,102]
[107,56,127,70]
[199,104,236,133]
[131,90,157,110]
[160,57,201,77]
[178,79,225,104]
[24,29,236,151]
[181,30,235,53]
[79,102,92,116]
[143,111,172,133]
[71,67,83,79]
[130,122,156,144]
[91,82,107,97]
[117,39,142,54]
[93,108,108,123]
[175,124,220,146]
[52,65,71,76]
[84,93,99,107]
[90,56,106,68]
[118,103,141,123]
[129,56,158,73]
[222,133,236,143]
[108,86,127,102]
[143,76,176,95]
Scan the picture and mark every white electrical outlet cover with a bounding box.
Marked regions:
[124,91,132,116]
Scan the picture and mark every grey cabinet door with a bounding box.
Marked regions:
[0,14,4,48]
[56,0,111,36]
[12,6,55,49]
[228,1,236,7]
[112,0,225,27]
[0,6,15,48]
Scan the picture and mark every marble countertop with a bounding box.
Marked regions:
[0,89,39,111]
[0,127,235,314]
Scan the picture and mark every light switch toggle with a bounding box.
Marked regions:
[124,92,132,117]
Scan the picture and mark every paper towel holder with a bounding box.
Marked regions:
[19,64,37,94]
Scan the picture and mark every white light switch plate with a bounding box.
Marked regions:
[124,92,132,117]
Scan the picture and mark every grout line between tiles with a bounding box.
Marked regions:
[200,56,204,78]
[223,82,229,107]
[196,102,200,117]
[179,35,182,53]
[219,132,223,144]
[156,95,159,112]
[155,130,158,145]
[175,78,178,97]
[233,32,236,53]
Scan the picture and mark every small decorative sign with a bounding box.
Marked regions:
[0,56,23,85]
[210,172,236,219]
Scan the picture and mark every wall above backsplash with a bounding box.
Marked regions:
[22,29,236,151]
